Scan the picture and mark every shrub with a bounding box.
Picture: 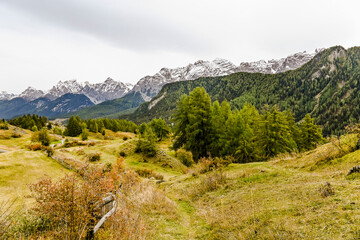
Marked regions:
[87,152,101,162]
[63,140,86,148]
[29,167,122,239]
[81,129,89,141]
[192,156,233,175]
[31,128,51,146]
[11,132,22,138]
[26,144,44,151]
[319,182,335,197]
[53,127,63,135]
[46,147,54,157]
[135,169,164,180]
[190,170,227,198]
[176,149,194,167]
[119,151,126,157]
[0,123,9,130]
[135,140,157,157]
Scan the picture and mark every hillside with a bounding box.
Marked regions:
[61,91,143,119]
[0,94,94,119]
[2,124,360,238]
[66,50,316,120]
[128,46,360,136]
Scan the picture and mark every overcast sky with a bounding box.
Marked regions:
[1,0,359,94]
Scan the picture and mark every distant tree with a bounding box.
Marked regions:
[81,128,89,141]
[64,116,83,137]
[88,119,98,133]
[138,123,148,136]
[149,118,171,141]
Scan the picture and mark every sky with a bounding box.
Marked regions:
[0,0,359,94]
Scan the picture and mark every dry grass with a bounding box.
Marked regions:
[4,127,360,239]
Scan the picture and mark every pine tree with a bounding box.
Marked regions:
[298,114,324,150]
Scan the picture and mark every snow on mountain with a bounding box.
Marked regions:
[237,51,317,74]
[0,91,16,101]
[9,78,132,104]
[131,50,317,101]
[19,87,45,101]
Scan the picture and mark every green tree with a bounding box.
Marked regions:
[298,114,325,151]
[259,107,295,158]
[88,119,98,133]
[173,87,212,161]
[149,118,171,141]
[64,116,82,137]
[32,128,51,146]
[173,95,190,151]
[81,128,89,141]
[138,123,148,136]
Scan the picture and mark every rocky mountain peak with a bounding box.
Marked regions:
[131,50,317,102]
[19,87,45,101]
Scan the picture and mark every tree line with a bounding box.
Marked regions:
[173,87,325,162]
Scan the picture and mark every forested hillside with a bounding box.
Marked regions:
[128,46,360,136]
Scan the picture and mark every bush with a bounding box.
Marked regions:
[53,127,63,135]
[11,132,22,138]
[176,149,194,167]
[26,144,44,151]
[31,128,51,146]
[28,167,122,239]
[135,168,164,180]
[119,151,126,157]
[0,123,9,130]
[193,156,233,175]
[190,170,227,198]
[135,140,157,157]
[81,129,89,141]
[87,152,101,162]
[46,147,54,157]
[63,140,86,148]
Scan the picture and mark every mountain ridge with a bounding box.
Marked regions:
[125,46,359,136]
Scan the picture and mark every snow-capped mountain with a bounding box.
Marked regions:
[19,87,45,101]
[2,78,133,104]
[0,91,16,101]
[131,50,319,101]
[45,78,133,103]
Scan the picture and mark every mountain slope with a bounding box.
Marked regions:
[60,91,144,119]
[130,51,317,102]
[72,51,316,119]
[127,46,359,136]
[0,94,94,119]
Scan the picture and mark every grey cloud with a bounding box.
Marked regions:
[0,0,209,53]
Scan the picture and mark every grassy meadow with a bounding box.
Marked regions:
[1,126,360,239]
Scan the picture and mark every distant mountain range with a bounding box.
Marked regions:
[0,49,318,119]
[67,50,318,119]
[1,78,133,103]
[126,46,360,136]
